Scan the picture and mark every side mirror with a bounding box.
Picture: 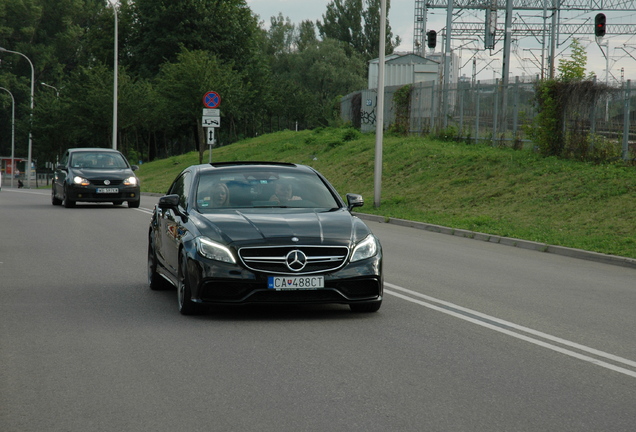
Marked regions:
[158,194,187,220]
[346,193,364,211]
[56,164,66,171]
[158,194,180,210]
[131,165,139,171]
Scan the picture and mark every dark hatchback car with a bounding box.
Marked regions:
[52,148,140,208]
[148,161,383,315]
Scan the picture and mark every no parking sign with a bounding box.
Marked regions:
[202,91,221,109]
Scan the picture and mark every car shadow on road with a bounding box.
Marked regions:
[151,288,378,322]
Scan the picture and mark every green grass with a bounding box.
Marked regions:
[137,127,636,259]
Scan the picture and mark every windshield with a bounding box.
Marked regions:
[196,168,341,210]
[70,151,129,169]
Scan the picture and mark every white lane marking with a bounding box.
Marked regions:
[3,189,48,195]
[385,283,636,378]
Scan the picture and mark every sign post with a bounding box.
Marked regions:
[202,92,221,163]
[207,128,215,163]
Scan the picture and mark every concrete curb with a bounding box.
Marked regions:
[355,213,636,270]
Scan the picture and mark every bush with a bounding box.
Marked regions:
[530,80,614,162]
[389,84,412,136]
[341,128,360,142]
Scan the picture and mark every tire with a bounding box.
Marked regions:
[128,199,140,208]
[178,250,198,315]
[63,186,76,208]
[51,186,62,206]
[349,300,382,313]
[148,234,170,291]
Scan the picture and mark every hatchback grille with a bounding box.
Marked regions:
[91,179,123,186]
[238,246,349,274]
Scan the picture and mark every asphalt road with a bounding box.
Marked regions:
[1,188,635,432]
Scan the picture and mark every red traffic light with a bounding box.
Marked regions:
[595,13,606,37]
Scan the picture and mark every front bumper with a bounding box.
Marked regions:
[66,185,140,203]
[189,253,383,306]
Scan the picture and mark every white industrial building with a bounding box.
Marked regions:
[367,53,439,89]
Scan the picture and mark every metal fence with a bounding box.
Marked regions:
[341,77,635,159]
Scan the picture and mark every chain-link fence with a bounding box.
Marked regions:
[341,77,635,159]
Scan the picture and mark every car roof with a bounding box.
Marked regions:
[192,161,315,174]
[67,148,123,154]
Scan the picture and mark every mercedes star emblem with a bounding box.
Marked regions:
[285,250,307,271]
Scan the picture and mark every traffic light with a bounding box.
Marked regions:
[595,13,606,37]
[427,30,437,49]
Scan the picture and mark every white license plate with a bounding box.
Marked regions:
[96,187,118,194]
[268,276,324,290]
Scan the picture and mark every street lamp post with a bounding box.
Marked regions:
[373,0,387,208]
[41,82,60,97]
[0,47,34,188]
[108,1,118,150]
[0,87,16,188]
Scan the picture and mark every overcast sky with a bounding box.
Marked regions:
[246,0,636,83]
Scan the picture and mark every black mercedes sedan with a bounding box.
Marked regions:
[148,161,383,315]
[52,148,140,208]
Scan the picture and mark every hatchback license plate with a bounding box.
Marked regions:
[268,276,324,290]
[96,187,118,194]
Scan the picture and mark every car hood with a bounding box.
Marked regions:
[71,168,134,179]
[195,209,371,246]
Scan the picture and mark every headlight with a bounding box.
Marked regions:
[351,235,379,262]
[73,176,90,186]
[124,176,138,186]
[196,237,236,264]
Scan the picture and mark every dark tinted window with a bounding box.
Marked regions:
[195,168,340,210]
[69,151,128,169]
[169,171,192,210]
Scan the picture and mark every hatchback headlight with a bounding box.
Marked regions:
[196,237,236,264]
[351,235,379,262]
[73,176,90,186]
[124,176,138,186]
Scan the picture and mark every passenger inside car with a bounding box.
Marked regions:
[210,182,230,207]
[199,181,230,208]
[269,181,301,204]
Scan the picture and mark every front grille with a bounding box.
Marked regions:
[238,246,349,274]
[91,179,124,186]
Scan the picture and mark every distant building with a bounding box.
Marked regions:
[343,52,459,133]
[368,53,439,89]
[424,52,460,86]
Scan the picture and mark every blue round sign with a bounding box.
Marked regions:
[203,91,221,108]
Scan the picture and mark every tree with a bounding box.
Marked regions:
[266,13,295,57]
[316,0,363,57]
[296,20,318,52]
[361,0,401,60]
[289,38,367,125]
[557,38,587,82]
[126,0,261,78]
[317,0,400,61]
[531,40,612,160]
[153,49,246,162]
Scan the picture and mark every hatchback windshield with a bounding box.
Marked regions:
[196,169,340,210]
[70,152,129,169]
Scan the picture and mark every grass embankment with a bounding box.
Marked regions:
[137,127,636,259]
